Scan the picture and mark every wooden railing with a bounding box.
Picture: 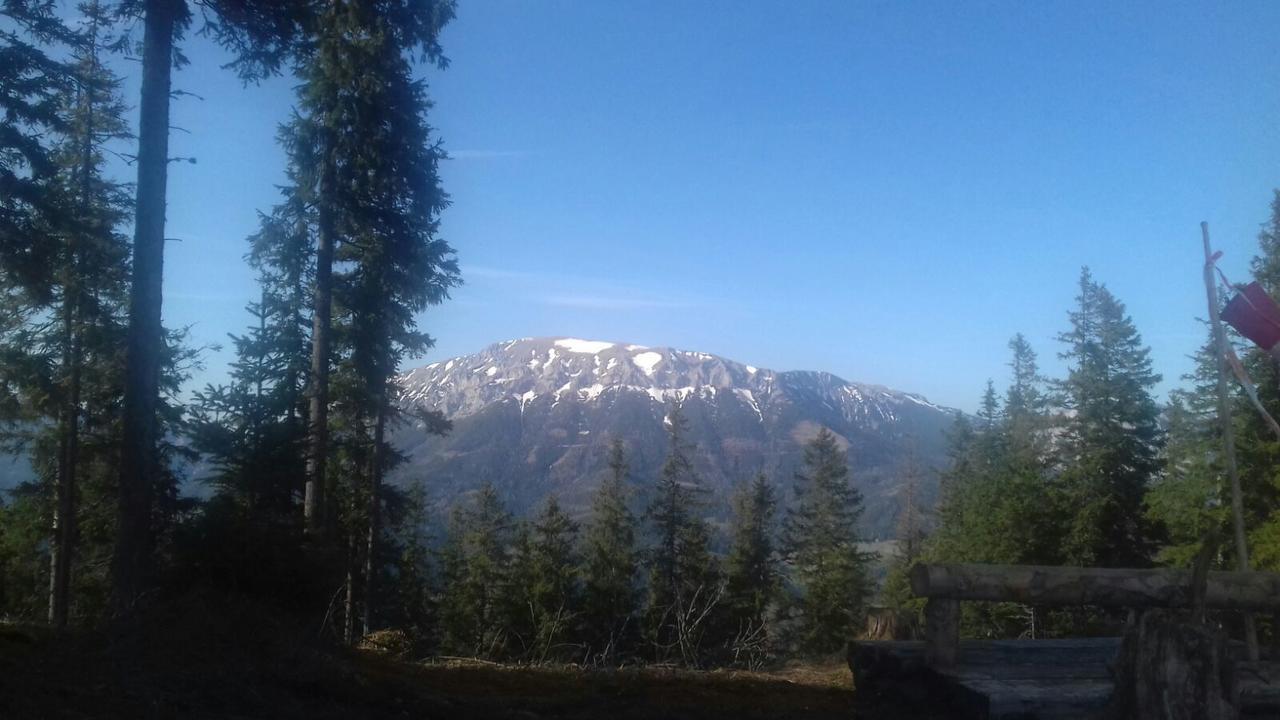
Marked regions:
[909,563,1280,667]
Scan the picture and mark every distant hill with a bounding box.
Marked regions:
[390,338,958,540]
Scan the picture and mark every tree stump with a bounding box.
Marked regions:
[1104,610,1238,720]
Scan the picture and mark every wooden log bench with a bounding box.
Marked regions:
[849,563,1280,719]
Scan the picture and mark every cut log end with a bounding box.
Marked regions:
[1102,610,1239,720]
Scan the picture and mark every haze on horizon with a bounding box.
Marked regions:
[143,0,1280,412]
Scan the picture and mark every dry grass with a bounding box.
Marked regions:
[0,613,949,719]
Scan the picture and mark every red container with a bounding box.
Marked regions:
[1222,281,1280,352]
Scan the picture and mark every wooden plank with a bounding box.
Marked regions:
[911,563,1280,611]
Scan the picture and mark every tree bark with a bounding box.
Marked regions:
[49,264,80,629]
[304,154,334,536]
[343,529,356,644]
[362,401,386,636]
[111,0,175,618]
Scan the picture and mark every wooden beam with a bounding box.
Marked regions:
[924,597,959,668]
[910,563,1280,612]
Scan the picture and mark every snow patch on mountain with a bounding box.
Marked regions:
[632,351,662,376]
[554,338,615,354]
[390,337,960,540]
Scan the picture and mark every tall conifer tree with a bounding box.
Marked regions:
[112,0,312,615]
[724,472,780,663]
[582,438,639,662]
[645,402,719,665]
[1056,268,1162,567]
[439,483,512,658]
[784,428,871,655]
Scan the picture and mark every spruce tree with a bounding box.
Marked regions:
[508,496,580,662]
[1056,267,1163,567]
[1004,333,1049,467]
[1148,332,1227,566]
[47,3,132,627]
[1231,192,1280,569]
[392,478,434,646]
[438,483,512,658]
[880,449,927,624]
[0,2,131,626]
[112,0,312,615]
[930,334,1061,571]
[783,428,871,655]
[723,472,780,665]
[290,0,458,537]
[0,0,71,297]
[645,402,720,665]
[582,437,640,663]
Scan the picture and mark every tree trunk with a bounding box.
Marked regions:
[111,0,175,617]
[362,401,386,636]
[304,154,334,536]
[343,529,356,644]
[49,268,80,629]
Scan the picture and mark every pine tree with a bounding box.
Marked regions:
[291,0,458,537]
[0,0,72,298]
[930,333,1064,571]
[1056,267,1163,567]
[438,483,512,658]
[1148,331,1227,567]
[507,496,579,662]
[645,402,720,665]
[389,478,434,645]
[269,0,457,635]
[881,443,930,630]
[783,428,871,655]
[46,2,132,628]
[1004,333,1048,466]
[723,472,780,665]
[0,2,131,627]
[1234,191,1280,569]
[582,437,640,663]
[111,0,312,615]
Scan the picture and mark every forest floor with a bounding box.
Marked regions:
[0,613,952,719]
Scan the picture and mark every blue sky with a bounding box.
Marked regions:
[143,0,1280,412]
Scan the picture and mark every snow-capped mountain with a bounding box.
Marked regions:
[390,337,958,539]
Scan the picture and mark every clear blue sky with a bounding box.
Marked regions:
[142,0,1280,412]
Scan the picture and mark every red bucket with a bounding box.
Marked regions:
[1221,281,1280,352]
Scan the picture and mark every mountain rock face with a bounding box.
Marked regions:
[390,338,958,540]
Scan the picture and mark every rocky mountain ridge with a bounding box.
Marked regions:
[390,337,958,539]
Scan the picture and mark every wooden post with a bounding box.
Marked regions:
[924,597,959,668]
[1273,611,1280,658]
[1202,221,1260,661]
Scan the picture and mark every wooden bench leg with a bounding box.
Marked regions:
[925,597,960,668]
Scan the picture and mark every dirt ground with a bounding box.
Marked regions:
[0,623,951,719]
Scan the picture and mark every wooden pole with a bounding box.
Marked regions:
[924,597,959,668]
[1202,221,1260,661]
